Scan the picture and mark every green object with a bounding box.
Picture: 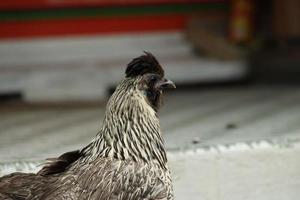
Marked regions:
[0,3,228,21]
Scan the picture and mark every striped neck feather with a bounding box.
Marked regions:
[82,78,167,169]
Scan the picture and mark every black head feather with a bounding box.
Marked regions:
[125,52,164,78]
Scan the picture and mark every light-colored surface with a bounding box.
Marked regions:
[0,32,246,101]
[170,141,300,200]
[1,141,300,200]
[1,87,300,199]
[1,86,300,160]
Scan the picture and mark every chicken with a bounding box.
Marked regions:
[0,52,176,200]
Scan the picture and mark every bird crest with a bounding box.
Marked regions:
[125,52,164,78]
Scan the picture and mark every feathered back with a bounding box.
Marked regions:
[125,52,164,78]
[38,150,82,176]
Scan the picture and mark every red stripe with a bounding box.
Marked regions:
[0,15,187,39]
[0,0,226,10]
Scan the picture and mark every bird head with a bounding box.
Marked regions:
[83,52,174,166]
[121,52,176,112]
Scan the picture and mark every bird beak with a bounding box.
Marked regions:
[155,79,176,90]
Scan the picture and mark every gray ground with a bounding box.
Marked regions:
[1,86,300,200]
[1,85,300,162]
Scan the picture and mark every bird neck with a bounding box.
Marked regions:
[82,82,168,169]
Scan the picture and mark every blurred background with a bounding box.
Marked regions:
[0,0,300,199]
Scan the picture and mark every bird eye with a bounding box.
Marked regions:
[150,76,158,82]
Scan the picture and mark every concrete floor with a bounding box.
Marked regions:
[1,86,300,160]
[1,86,300,199]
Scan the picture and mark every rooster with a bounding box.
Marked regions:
[0,52,176,200]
